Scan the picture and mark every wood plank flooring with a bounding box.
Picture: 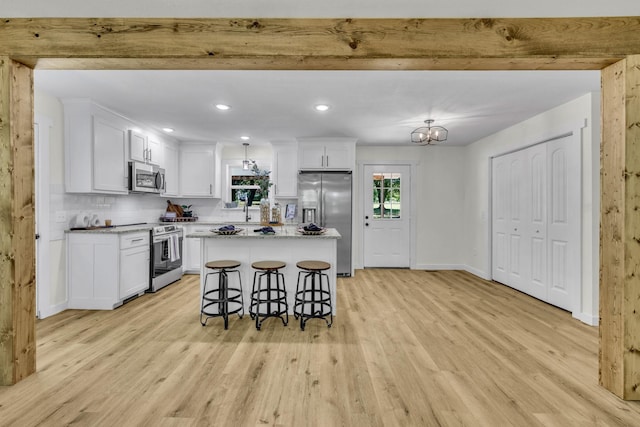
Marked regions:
[1,269,640,426]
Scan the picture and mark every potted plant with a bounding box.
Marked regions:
[251,163,273,223]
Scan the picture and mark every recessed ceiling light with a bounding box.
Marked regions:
[215,104,231,111]
[162,127,174,133]
[314,104,330,112]
[240,136,250,140]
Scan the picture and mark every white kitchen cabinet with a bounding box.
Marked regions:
[67,231,151,309]
[130,131,163,167]
[179,143,217,197]
[119,233,151,299]
[148,138,163,167]
[93,116,128,193]
[64,99,129,194]
[163,141,180,196]
[297,138,356,171]
[183,224,209,273]
[272,142,298,197]
[129,130,147,163]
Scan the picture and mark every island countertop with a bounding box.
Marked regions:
[185,225,341,239]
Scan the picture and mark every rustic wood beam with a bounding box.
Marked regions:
[600,55,640,400]
[0,57,35,386]
[0,17,639,70]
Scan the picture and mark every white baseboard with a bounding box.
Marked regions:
[573,311,599,326]
[38,301,68,319]
[463,265,491,280]
[414,264,466,271]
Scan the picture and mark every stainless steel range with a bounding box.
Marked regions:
[150,224,183,292]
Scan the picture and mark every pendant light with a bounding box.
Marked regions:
[242,142,253,170]
[411,119,448,145]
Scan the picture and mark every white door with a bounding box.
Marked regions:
[492,150,529,293]
[363,165,411,267]
[491,136,580,312]
[546,136,580,310]
[526,143,548,301]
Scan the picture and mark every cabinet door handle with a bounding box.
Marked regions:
[131,238,144,243]
[210,184,212,195]
[321,155,324,167]
[326,155,329,167]
[143,147,148,161]
[149,149,152,162]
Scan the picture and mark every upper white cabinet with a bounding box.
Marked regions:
[148,138,163,167]
[297,138,356,171]
[64,99,129,195]
[272,141,298,197]
[163,141,180,196]
[130,130,163,167]
[129,130,147,163]
[179,143,219,198]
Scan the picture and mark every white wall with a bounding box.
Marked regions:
[355,145,466,269]
[462,92,600,325]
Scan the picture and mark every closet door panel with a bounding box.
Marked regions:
[547,136,580,311]
[527,144,547,300]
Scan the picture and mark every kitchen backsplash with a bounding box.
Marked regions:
[49,183,296,240]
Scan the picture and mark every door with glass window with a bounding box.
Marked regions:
[363,165,411,267]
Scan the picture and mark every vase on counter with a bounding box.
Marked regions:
[260,198,270,224]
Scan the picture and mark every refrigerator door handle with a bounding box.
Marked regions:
[321,189,326,226]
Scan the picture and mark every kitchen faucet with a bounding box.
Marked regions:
[244,203,251,222]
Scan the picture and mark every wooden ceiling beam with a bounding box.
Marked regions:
[1,17,639,70]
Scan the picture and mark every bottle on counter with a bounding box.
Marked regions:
[272,203,281,224]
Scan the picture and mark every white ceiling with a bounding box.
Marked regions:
[35,69,600,147]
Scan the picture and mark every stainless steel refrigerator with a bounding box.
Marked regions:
[298,171,352,276]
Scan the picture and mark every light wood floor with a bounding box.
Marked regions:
[1,270,640,426]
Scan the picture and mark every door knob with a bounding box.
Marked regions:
[365,215,369,219]
[365,223,369,227]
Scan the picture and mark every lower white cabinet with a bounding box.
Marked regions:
[119,233,152,300]
[183,224,208,273]
[68,231,150,309]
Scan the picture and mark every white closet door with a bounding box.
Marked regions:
[491,136,580,313]
[526,143,548,301]
[507,152,528,293]
[546,136,580,311]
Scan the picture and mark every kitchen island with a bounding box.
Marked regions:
[186,225,341,315]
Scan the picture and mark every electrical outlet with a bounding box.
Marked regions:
[55,211,66,223]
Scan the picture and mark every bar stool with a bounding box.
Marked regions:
[250,260,288,330]
[200,260,244,329]
[294,260,333,331]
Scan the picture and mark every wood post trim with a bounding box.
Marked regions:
[0,57,35,385]
[600,55,640,399]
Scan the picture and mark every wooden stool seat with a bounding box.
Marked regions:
[252,260,286,271]
[205,260,241,270]
[296,260,331,271]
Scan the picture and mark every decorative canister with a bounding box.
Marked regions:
[260,198,270,224]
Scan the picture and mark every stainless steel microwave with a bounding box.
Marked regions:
[129,161,166,194]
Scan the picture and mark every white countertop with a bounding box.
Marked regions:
[186,225,341,239]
